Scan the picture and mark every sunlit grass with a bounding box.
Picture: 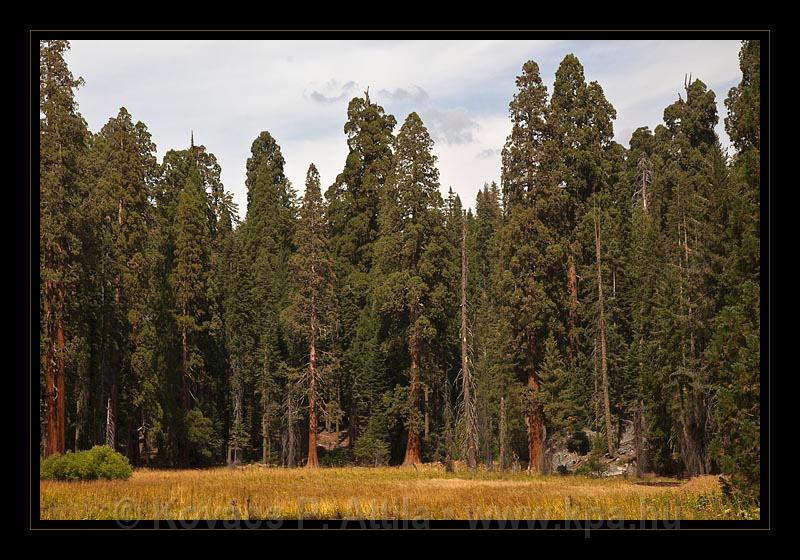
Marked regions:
[39,464,753,520]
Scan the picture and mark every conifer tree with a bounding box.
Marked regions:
[498,60,566,472]
[282,164,337,468]
[326,93,396,444]
[170,161,213,465]
[374,113,448,465]
[710,39,760,504]
[471,183,506,468]
[657,77,725,476]
[239,131,296,463]
[91,108,158,454]
[40,40,90,456]
[550,54,620,453]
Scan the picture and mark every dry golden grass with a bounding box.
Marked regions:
[39,465,747,521]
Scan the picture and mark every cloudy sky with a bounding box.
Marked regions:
[65,39,744,212]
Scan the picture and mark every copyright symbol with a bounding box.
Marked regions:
[114,498,139,529]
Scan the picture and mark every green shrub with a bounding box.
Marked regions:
[40,445,133,481]
[319,447,353,467]
[353,434,390,466]
[574,437,608,477]
[186,408,223,466]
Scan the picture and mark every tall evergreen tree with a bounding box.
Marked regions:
[656,77,725,476]
[90,108,158,457]
[238,131,296,464]
[326,93,396,445]
[40,40,90,456]
[170,161,213,465]
[549,54,620,452]
[709,39,760,505]
[498,60,566,472]
[373,113,448,465]
[282,164,337,468]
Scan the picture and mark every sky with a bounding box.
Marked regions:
[65,39,744,213]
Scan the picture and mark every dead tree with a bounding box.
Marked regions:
[635,155,652,212]
[594,203,614,456]
[461,213,478,470]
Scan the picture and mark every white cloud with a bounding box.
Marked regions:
[64,39,744,212]
[434,114,510,207]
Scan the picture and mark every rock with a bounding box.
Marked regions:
[602,462,629,477]
[548,448,579,471]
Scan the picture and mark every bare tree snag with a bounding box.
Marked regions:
[177,305,190,466]
[594,204,614,456]
[567,251,579,365]
[636,155,651,213]
[106,198,124,450]
[461,214,477,470]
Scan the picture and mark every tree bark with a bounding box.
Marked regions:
[499,394,507,471]
[567,252,579,366]
[633,399,647,477]
[306,311,319,468]
[44,281,66,456]
[461,215,477,470]
[424,385,430,441]
[403,347,422,465]
[56,304,65,455]
[107,199,124,450]
[443,378,454,472]
[262,409,270,464]
[525,365,543,473]
[594,205,614,456]
[286,391,296,468]
[178,316,190,466]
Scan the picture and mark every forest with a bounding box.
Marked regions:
[39,39,761,509]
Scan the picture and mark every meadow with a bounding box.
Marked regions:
[39,465,754,521]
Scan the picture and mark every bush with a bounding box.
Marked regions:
[40,445,133,481]
[319,447,353,467]
[186,407,223,466]
[353,434,390,466]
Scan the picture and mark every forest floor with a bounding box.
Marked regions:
[39,464,754,521]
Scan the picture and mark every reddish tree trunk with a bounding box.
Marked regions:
[306,326,319,468]
[523,327,544,474]
[403,348,422,465]
[44,279,66,457]
[525,367,543,474]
